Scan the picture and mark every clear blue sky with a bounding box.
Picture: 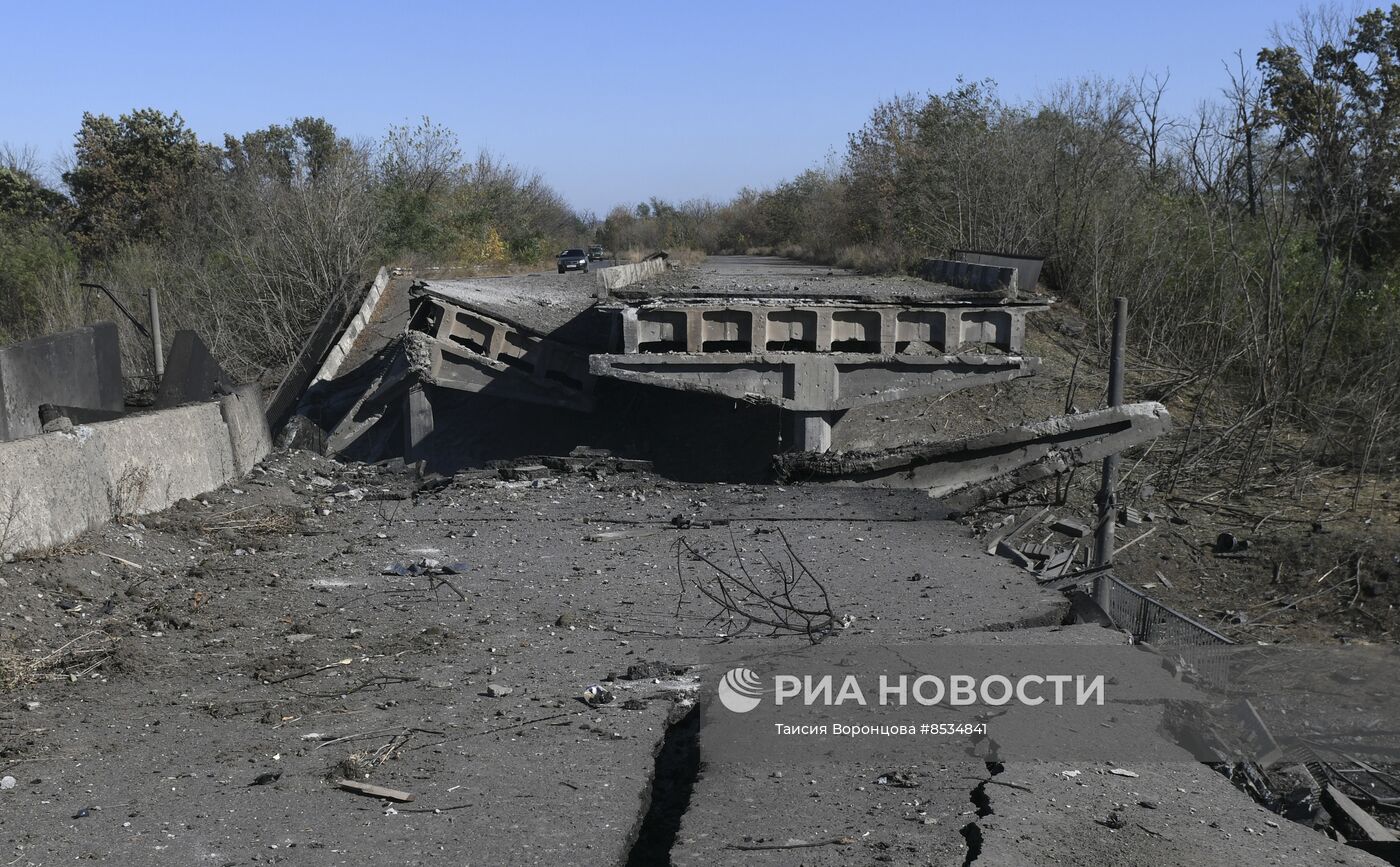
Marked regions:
[1,0,1309,214]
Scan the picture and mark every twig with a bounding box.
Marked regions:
[1113,528,1156,556]
[99,551,144,570]
[264,658,352,684]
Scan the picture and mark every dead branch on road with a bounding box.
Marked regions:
[674,528,838,643]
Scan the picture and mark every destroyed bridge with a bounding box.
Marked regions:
[282,253,1168,507]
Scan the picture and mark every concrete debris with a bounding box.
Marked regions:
[1019,542,1059,559]
[0,321,123,442]
[996,539,1034,569]
[1324,785,1400,843]
[1050,517,1090,538]
[773,403,1171,500]
[381,558,468,577]
[582,684,614,706]
[153,330,234,409]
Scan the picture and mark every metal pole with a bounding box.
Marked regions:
[1094,297,1128,580]
[148,286,164,380]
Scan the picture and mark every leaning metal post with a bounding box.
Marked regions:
[1093,297,1128,598]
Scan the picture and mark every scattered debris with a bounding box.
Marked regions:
[996,539,1034,569]
[1214,532,1249,554]
[1050,517,1090,538]
[582,684,613,706]
[724,836,856,851]
[584,528,665,543]
[334,778,416,803]
[623,660,675,681]
[381,558,468,577]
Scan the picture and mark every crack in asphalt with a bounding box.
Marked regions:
[960,760,1003,865]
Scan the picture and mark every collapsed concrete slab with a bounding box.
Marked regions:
[773,402,1171,502]
[292,257,1167,492]
[267,267,391,435]
[405,289,595,411]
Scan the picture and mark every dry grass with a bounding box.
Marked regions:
[13,540,94,562]
[107,465,152,519]
[395,258,563,280]
[0,630,119,692]
[193,504,302,537]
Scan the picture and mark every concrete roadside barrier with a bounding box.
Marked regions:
[0,389,272,556]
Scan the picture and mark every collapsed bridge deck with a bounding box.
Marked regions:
[292,256,1167,497]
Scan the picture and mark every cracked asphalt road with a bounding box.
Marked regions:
[0,451,1386,865]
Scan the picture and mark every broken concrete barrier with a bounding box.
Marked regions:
[597,256,668,292]
[0,388,272,556]
[0,321,123,442]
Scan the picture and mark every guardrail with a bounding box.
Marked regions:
[1095,573,1234,686]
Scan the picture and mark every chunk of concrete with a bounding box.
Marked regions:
[154,330,234,408]
[0,321,123,442]
[774,402,1172,499]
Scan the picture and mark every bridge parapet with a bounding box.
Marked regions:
[615,300,1047,357]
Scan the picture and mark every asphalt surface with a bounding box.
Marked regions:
[0,451,1385,865]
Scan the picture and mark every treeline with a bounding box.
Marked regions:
[0,115,584,382]
[603,6,1400,476]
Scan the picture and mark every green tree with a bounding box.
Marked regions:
[223,116,344,187]
[0,163,76,337]
[63,108,202,258]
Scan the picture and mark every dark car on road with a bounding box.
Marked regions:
[587,244,605,261]
[557,248,589,273]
